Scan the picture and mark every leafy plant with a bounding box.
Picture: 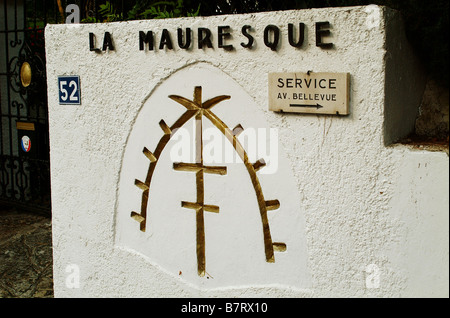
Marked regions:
[98,1,123,22]
[128,0,200,20]
[81,1,122,23]
[82,0,200,23]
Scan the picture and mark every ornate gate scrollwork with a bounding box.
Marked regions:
[1,0,50,214]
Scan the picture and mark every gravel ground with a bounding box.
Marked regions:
[0,205,53,298]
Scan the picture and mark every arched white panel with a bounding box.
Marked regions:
[115,62,311,290]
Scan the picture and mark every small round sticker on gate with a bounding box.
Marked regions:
[21,136,31,152]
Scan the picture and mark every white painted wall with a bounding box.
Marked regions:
[45,6,448,297]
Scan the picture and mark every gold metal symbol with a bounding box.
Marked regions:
[131,86,286,277]
[20,62,32,87]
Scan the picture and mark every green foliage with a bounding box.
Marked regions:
[98,1,123,22]
[128,0,200,19]
[82,0,200,22]
[81,1,121,23]
[81,16,98,23]
[81,0,199,22]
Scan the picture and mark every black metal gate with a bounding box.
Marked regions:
[0,0,57,215]
[0,0,126,215]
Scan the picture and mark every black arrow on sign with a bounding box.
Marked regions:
[289,103,324,109]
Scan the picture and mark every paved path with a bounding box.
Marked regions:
[0,206,53,298]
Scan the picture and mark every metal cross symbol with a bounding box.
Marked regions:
[170,86,229,277]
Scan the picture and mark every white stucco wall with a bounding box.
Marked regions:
[45,6,448,297]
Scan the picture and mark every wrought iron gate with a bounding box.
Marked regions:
[0,0,56,214]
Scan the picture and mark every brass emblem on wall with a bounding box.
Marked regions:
[130,86,286,277]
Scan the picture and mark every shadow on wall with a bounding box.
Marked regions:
[415,79,449,141]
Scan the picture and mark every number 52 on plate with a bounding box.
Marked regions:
[58,75,81,105]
